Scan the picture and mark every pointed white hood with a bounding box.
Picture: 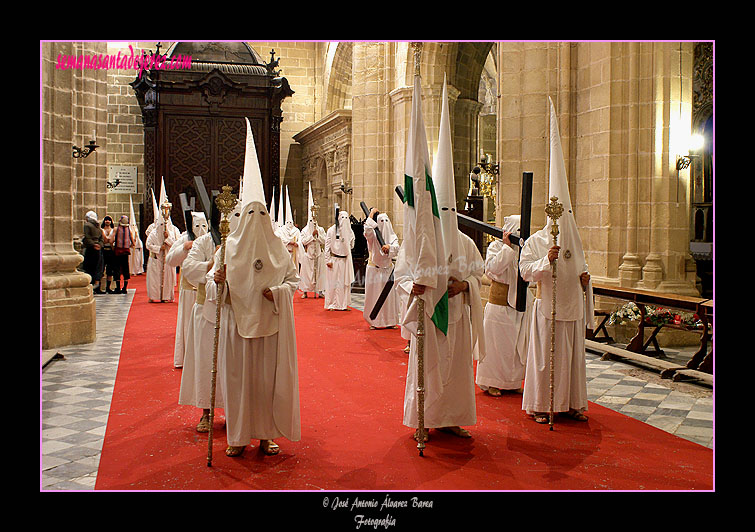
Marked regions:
[224,117,291,338]
[278,185,300,242]
[129,196,136,228]
[277,182,285,227]
[432,74,460,273]
[269,185,278,231]
[300,182,322,248]
[306,181,315,224]
[285,185,295,230]
[156,177,177,233]
[526,97,592,322]
[151,188,159,225]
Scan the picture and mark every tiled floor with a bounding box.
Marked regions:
[40,287,713,491]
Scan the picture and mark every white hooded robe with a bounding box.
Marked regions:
[323,211,355,310]
[167,212,208,368]
[204,116,301,447]
[475,215,532,391]
[178,231,225,410]
[519,97,594,416]
[298,220,326,294]
[145,213,180,302]
[363,213,400,328]
[398,75,484,430]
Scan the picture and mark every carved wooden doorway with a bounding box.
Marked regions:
[131,42,293,235]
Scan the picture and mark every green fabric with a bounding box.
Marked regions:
[430,290,449,335]
[404,169,447,335]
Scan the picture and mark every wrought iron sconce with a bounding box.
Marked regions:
[72,138,99,159]
[477,154,499,201]
[675,154,699,171]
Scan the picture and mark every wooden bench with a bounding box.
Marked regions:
[588,283,713,383]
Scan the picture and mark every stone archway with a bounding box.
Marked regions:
[323,42,353,115]
[294,109,352,229]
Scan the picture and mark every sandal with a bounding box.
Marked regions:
[225,445,245,457]
[487,387,502,397]
[437,426,472,438]
[565,409,588,422]
[196,414,210,433]
[260,440,280,455]
[533,413,549,424]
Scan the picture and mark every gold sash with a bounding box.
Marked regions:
[536,281,542,300]
[181,275,196,292]
[196,283,206,305]
[488,280,510,307]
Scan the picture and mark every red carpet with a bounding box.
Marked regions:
[95,273,713,492]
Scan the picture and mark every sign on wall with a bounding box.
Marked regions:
[107,165,138,194]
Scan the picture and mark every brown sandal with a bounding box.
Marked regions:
[260,440,280,455]
[565,409,588,422]
[437,426,472,438]
[225,445,245,457]
[196,413,210,433]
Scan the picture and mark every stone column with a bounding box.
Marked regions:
[639,42,697,295]
[617,42,646,287]
[453,97,483,210]
[497,42,567,229]
[351,42,392,219]
[42,42,108,349]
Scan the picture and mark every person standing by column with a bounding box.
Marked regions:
[82,210,105,295]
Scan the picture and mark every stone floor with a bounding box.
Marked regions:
[40,288,713,491]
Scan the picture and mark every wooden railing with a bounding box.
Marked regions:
[588,283,713,382]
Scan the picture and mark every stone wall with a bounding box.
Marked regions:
[41,41,109,349]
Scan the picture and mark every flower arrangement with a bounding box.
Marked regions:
[607,302,704,329]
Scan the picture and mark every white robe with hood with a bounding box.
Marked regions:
[397,230,484,428]
[520,97,594,416]
[178,231,225,409]
[298,220,326,294]
[399,76,484,430]
[475,215,532,391]
[363,213,400,328]
[166,212,208,368]
[145,215,180,302]
[323,211,355,310]
[204,117,301,446]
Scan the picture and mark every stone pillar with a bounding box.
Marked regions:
[454,97,483,211]
[42,42,108,349]
[497,42,568,229]
[351,42,392,219]
[639,42,697,295]
[385,42,455,239]
[617,42,647,287]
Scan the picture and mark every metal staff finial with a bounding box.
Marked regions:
[207,185,238,467]
[544,196,564,431]
[310,200,320,290]
[411,42,423,77]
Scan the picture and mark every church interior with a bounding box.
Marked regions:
[40,41,714,500]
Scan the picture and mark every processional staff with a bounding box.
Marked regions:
[159,200,172,302]
[311,201,320,289]
[207,185,238,467]
[544,196,564,431]
[411,41,427,457]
